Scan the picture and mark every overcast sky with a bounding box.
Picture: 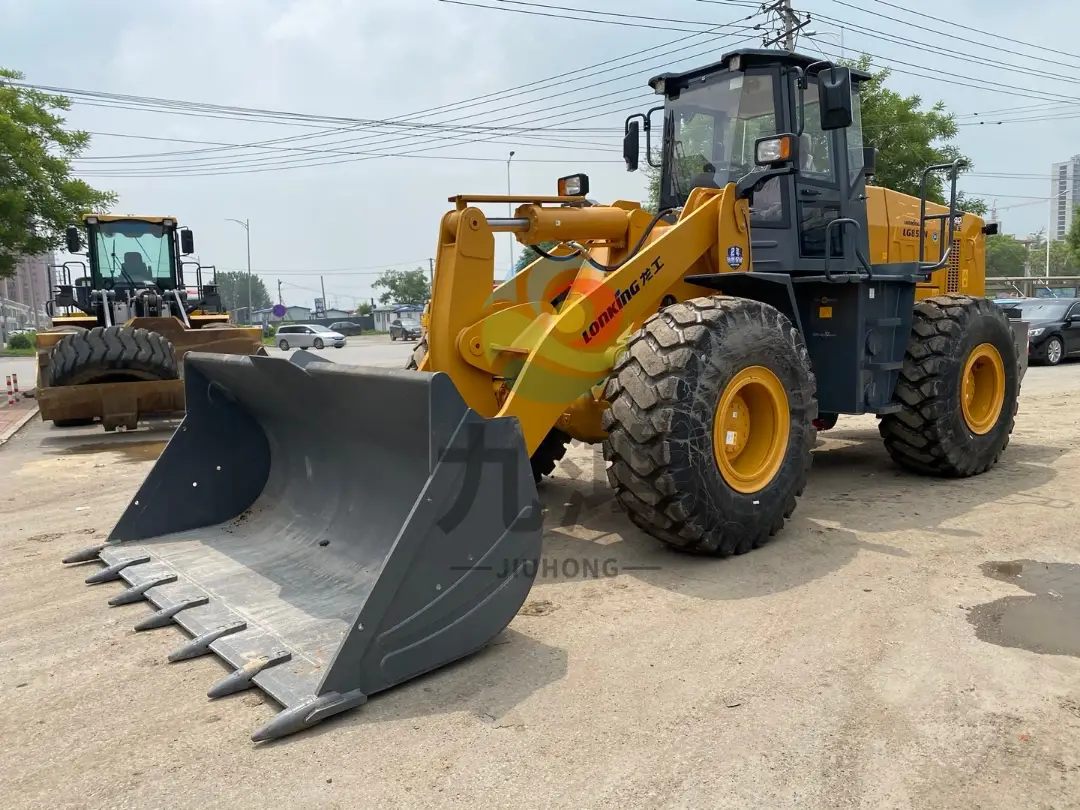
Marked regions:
[3,0,1077,310]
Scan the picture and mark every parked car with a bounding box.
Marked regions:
[275,324,346,351]
[389,317,422,341]
[999,297,1080,366]
[329,321,364,336]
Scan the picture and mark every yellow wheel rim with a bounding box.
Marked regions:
[961,342,1005,435]
[712,366,790,494]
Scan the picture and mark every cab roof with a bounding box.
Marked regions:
[648,48,872,94]
[82,214,178,224]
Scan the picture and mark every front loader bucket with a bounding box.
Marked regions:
[65,351,542,742]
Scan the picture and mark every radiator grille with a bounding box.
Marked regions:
[946,239,961,293]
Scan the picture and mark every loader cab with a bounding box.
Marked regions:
[78,216,185,293]
[644,50,873,275]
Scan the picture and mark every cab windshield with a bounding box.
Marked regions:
[663,71,777,208]
[94,220,174,287]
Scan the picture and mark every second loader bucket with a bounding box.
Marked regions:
[65,350,542,742]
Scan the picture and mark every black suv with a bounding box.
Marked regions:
[389,317,422,341]
[1000,298,1080,366]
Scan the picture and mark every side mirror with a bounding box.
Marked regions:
[180,229,195,255]
[623,120,640,172]
[754,133,799,168]
[863,146,878,179]
[65,225,81,254]
[818,67,853,130]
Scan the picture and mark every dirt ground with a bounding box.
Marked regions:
[1,365,1079,810]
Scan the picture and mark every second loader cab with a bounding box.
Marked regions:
[58,215,225,327]
[644,50,877,276]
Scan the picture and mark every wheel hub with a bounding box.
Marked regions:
[961,342,1005,435]
[712,366,790,494]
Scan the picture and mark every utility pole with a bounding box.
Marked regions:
[428,257,434,286]
[320,275,327,312]
[226,218,252,322]
[277,279,283,305]
[507,151,516,275]
[761,0,807,51]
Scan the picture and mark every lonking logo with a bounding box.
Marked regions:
[581,255,664,344]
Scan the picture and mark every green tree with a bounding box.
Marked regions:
[372,267,430,305]
[1065,205,1080,268]
[354,301,373,316]
[851,56,977,206]
[0,69,115,279]
[985,233,1028,278]
[212,270,271,316]
[1026,230,1075,275]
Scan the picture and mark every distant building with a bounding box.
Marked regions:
[372,304,424,333]
[252,305,313,326]
[0,252,52,335]
[1050,155,1080,240]
[323,308,352,320]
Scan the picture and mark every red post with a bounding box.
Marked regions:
[11,373,19,398]
[5,375,13,407]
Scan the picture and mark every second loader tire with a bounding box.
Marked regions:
[879,294,1019,477]
[47,326,178,387]
[603,296,817,556]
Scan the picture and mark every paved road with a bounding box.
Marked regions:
[3,338,1080,809]
[0,336,413,390]
[268,334,413,368]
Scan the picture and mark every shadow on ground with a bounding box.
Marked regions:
[537,426,1068,602]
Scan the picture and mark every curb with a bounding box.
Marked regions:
[0,404,39,446]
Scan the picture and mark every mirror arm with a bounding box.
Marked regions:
[735,165,796,202]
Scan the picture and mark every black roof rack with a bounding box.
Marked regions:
[648,48,872,93]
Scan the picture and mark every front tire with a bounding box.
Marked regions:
[47,326,178,387]
[390,332,397,341]
[879,295,1019,477]
[602,296,817,556]
[313,338,324,350]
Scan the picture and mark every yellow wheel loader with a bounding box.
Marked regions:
[35,215,263,430]
[64,50,1024,741]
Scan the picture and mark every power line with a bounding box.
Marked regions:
[437,0,746,33]
[811,11,1080,92]
[854,0,1080,66]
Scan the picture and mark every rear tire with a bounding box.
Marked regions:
[603,296,817,556]
[47,326,178,387]
[390,332,397,341]
[1042,336,1063,366]
[879,295,1019,477]
[278,339,290,351]
[314,338,324,350]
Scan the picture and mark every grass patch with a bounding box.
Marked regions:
[0,347,35,357]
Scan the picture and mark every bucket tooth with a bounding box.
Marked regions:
[134,597,210,631]
[168,621,247,663]
[62,545,106,564]
[251,690,368,743]
[108,574,178,606]
[85,555,151,584]
[89,353,542,741]
[207,650,293,698]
